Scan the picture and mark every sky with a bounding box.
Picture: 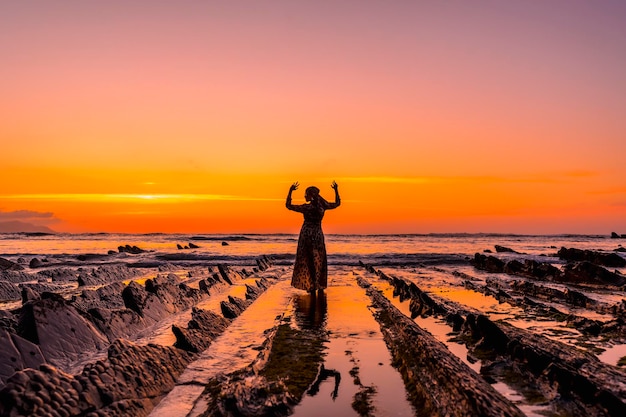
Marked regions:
[1,1,625,234]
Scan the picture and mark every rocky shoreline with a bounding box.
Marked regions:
[0,242,625,416]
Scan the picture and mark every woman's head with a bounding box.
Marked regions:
[305,186,320,202]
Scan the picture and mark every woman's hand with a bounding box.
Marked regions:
[331,181,338,191]
[290,182,300,192]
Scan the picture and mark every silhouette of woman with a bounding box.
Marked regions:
[286,181,341,292]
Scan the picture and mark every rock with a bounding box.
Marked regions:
[17,293,109,370]
[173,308,231,353]
[615,247,626,253]
[0,257,24,271]
[558,247,626,267]
[0,339,193,417]
[189,242,200,249]
[255,256,273,271]
[470,253,505,273]
[118,245,145,254]
[218,264,237,285]
[198,280,210,294]
[503,260,524,274]
[222,241,229,246]
[611,232,621,238]
[245,284,263,300]
[20,287,40,304]
[221,296,248,319]
[378,273,626,416]
[0,329,47,387]
[0,270,32,284]
[494,245,518,253]
[29,258,43,268]
[87,307,147,342]
[357,277,526,417]
[77,253,110,261]
[77,265,140,286]
[561,262,626,287]
[107,250,117,255]
[16,258,26,264]
[0,282,21,302]
[177,244,184,250]
[122,281,165,322]
[71,281,126,312]
[37,268,76,282]
[521,259,562,280]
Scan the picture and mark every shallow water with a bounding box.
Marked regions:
[2,233,624,268]
[369,277,552,417]
[292,270,414,417]
[3,233,626,415]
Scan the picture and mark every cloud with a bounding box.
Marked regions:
[0,209,55,221]
[330,175,556,185]
[2,194,283,203]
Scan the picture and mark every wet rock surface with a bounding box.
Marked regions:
[2,244,626,417]
[357,276,525,417]
[0,256,276,416]
[558,247,626,267]
[0,257,24,271]
[368,263,626,416]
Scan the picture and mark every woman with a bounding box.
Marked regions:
[286,181,341,292]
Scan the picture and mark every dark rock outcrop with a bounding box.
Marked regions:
[560,262,626,287]
[494,245,518,253]
[29,258,43,268]
[220,296,250,319]
[0,282,20,302]
[0,257,23,271]
[173,308,231,353]
[373,269,626,415]
[0,329,46,388]
[473,254,563,281]
[87,307,147,342]
[558,247,626,267]
[0,339,193,417]
[20,287,40,304]
[78,265,140,286]
[471,253,505,273]
[463,314,626,416]
[0,270,32,284]
[72,281,126,312]
[357,277,525,417]
[217,264,240,285]
[188,242,200,249]
[118,244,145,254]
[17,293,109,370]
[37,267,77,282]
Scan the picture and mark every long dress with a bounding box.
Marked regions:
[287,200,339,291]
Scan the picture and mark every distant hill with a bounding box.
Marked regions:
[0,221,56,234]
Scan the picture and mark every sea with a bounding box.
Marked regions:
[0,233,623,267]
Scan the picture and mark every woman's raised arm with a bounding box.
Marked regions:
[286,182,300,211]
[327,181,341,210]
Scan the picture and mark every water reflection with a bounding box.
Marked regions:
[292,291,341,401]
[294,291,328,330]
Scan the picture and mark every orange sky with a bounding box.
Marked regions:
[1,1,625,234]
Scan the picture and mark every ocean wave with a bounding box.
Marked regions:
[189,235,252,241]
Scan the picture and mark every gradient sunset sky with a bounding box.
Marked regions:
[2,1,625,234]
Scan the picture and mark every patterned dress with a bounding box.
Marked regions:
[287,199,339,291]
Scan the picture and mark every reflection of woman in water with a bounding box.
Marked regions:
[286,181,341,292]
[295,289,340,400]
